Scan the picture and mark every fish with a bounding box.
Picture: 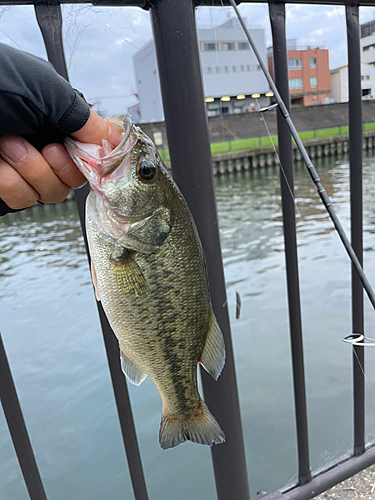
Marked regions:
[65,114,226,450]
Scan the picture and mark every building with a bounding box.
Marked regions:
[330,62,375,102]
[128,19,271,123]
[361,20,375,66]
[129,41,163,124]
[267,40,331,106]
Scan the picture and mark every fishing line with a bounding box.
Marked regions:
[213,0,226,143]
[351,344,375,408]
[254,98,304,222]
[229,0,375,314]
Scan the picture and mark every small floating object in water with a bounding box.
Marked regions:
[235,292,241,319]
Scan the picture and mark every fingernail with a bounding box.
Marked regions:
[43,145,71,172]
[0,136,27,162]
[108,126,123,147]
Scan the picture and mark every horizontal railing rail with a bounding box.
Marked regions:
[1,1,375,499]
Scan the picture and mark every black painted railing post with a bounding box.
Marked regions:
[0,333,48,500]
[150,1,250,499]
[34,4,149,499]
[346,4,365,457]
[269,2,311,485]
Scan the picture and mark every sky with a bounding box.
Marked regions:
[0,2,375,116]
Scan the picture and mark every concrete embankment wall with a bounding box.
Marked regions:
[139,101,375,147]
[210,132,375,175]
[138,101,375,175]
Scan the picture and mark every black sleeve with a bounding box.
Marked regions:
[0,43,91,216]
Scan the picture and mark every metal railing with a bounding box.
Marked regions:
[0,1,374,499]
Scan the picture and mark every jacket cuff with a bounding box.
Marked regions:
[57,90,90,133]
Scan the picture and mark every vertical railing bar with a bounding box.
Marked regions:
[346,4,365,456]
[34,4,149,498]
[268,2,311,485]
[0,332,48,500]
[150,1,250,499]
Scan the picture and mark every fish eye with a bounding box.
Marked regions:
[138,160,156,181]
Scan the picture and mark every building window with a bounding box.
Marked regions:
[288,59,302,69]
[363,43,375,51]
[247,65,251,72]
[241,65,245,72]
[216,66,220,74]
[221,42,235,51]
[238,42,249,50]
[203,42,216,51]
[289,78,303,89]
[207,67,212,74]
[224,66,229,73]
[232,66,236,72]
[310,77,317,88]
[310,58,317,69]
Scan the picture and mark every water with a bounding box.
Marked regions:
[2,154,375,499]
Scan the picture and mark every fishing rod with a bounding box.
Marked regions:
[229,0,375,312]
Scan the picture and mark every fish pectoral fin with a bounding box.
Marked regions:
[120,207,171,254]
[120,348,147,386]
[111,250,147,296]
[90,260,100,301]
[199,312,226,380]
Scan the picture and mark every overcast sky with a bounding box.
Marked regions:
[0,3,375,116]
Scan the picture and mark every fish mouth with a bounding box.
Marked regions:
[65,113,137,180]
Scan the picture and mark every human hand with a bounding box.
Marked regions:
[0,109,123,210]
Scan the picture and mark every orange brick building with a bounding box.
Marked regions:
[268,44,331,106]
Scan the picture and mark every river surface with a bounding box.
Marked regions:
[2,154,375,500]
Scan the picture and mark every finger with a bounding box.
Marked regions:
[72,109,123,147]
[0,136,70,204]
[0,157,39,209]
[42,143,87,189]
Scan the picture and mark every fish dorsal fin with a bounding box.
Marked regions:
[90,260,100,301]
[199,312,226,380]
[120,348,147,386]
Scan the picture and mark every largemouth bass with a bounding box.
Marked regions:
[65,114,225,450]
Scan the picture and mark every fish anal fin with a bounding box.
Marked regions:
[120,348,147,386]
[159,400,225,450]
[199,312,226,380]
[90,260,100,301]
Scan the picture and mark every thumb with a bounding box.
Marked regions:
[71,109,123,147]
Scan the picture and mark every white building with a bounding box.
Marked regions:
[129,19,271,123]
[361,20,375,66]
[330,62,375,102]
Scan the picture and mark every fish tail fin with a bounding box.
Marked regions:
[159,401,225,450]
